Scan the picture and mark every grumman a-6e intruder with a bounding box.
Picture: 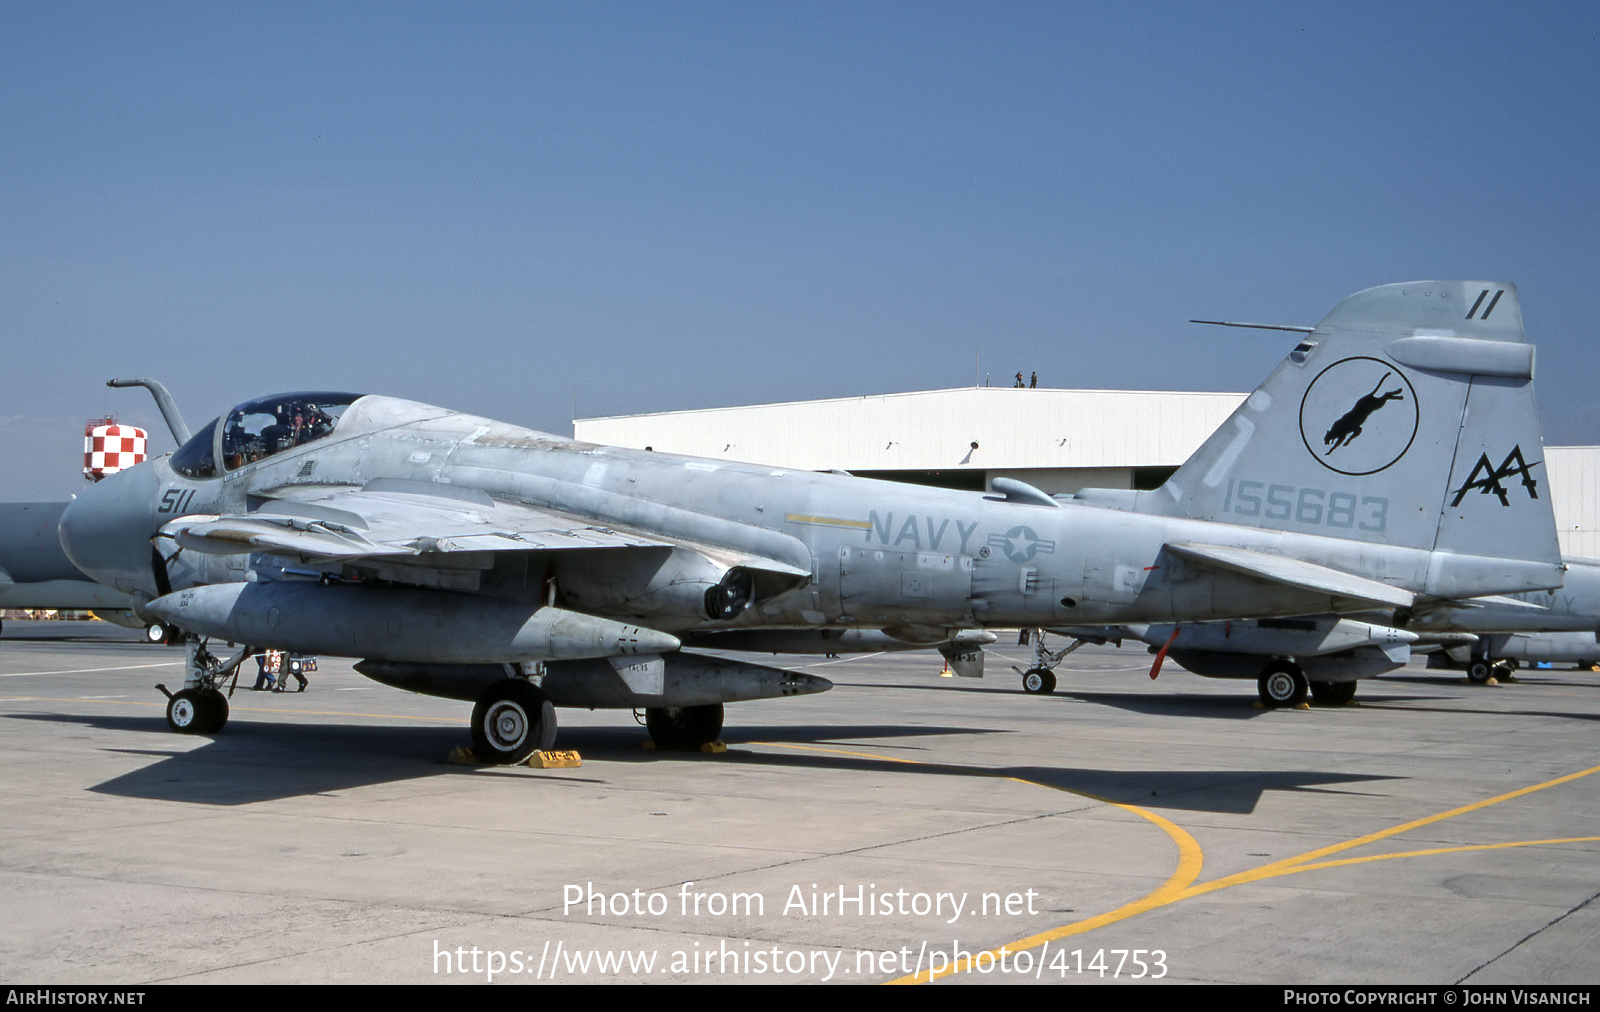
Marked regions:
[59,282,1563,762]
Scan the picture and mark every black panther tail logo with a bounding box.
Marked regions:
[1299,358,1419,476]
[1323,372,1405,454]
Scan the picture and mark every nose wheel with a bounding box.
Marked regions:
[165,687,229,733]
[1021,668,1057,694]
[159,638,252,734]
[1012,629,1086,696]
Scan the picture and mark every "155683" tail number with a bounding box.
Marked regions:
[1223,480,1388,532]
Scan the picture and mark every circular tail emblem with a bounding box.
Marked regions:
[1299,357,1418,475]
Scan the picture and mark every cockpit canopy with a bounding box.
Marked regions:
[171,392,364,480]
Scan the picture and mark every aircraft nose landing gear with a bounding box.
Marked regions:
[1021,668,1057,694]
[1012,629,1088,696]
[160,685,230,734]
[158,638,253,735]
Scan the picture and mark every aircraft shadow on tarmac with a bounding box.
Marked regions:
[9,711,996,806]
[11,711,1392,815]
[579,723,1401,819]
[12,712,476,805]
[699,742,1395,816]
[993,766,1395,815]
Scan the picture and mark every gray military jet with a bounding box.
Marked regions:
[1406,558,1600,679]
[58,281,1563,761]
[0,378,196,640]
[0,502,145,636]
[1035,560,1600,704]
[1029,615,1419,706]
[1431,629,1599,674]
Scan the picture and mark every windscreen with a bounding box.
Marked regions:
[220,392,363,471]
[170,418,219,479]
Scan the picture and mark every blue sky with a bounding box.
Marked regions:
[3,2,1597,498]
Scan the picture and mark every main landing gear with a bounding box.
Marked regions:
[644,703,725,751]
[1257,661,1309,708]
[440,680,727,762]
[1308,678,1357,706]
[1466,658,1517,684]
[471,678,558,764]
[1256,663,1357,707]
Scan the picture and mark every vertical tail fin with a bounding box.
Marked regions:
[1146,282,1559,576]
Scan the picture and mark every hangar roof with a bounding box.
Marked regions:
[575,387,1247,472]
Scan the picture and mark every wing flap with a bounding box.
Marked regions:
[1427,593,1548,612]
[1166,542,1415,610]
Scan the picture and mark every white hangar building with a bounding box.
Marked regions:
[574,387,1600,559]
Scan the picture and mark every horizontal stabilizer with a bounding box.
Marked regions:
[1166,543,1415,610]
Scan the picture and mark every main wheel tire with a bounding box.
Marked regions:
[145,622,170,645]
[1309,679,1357,706]
[1022,668,1057,695]
[1466,660,1494,684]
[645,703,725,751]
[1258,662,1308,707]
[471,679,557,764]
[166,689,204,733]
[197,689,229,733]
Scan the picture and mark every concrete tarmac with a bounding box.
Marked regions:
[1,620,1597,985]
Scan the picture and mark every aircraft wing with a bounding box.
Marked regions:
[162,478,809,578]
[1420,594,1549,613]
[1165,543,1416,610]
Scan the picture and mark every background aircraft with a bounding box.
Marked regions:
[57,281,1562,761]
[1028,562,1600,704]
[0,502,146,637]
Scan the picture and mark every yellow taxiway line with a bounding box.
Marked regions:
[756,743,1600,985]
[6,692,1593,983]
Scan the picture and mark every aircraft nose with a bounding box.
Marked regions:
[59,464,162,595]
